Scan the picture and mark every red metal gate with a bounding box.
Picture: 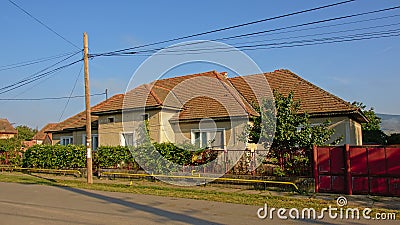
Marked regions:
[313,145,400,197]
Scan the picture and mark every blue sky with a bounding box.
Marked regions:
[0,0,399,129]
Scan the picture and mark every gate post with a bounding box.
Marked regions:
[313,145,319,193]
[345,144,352,195]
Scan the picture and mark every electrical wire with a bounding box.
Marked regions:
[0,50,82,93]
[0,93,105,101]
[0,58,83,95]
[107,5,400,56]
[8,0,80,50]
[58,65,83,121]
[91,0,356,57]
[0,51,79,72]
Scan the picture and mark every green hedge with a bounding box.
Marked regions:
[94,146,139,169]
[23,145,86,169]
[22,143,218,170]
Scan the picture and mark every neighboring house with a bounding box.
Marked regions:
[48,94,124,150]
[0,118,18,139]
[50,69,367,148]
[32,123,58,145]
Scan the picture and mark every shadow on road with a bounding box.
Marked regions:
[57,185,223,225]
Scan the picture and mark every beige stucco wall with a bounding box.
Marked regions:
[0,133,16,139]
[98,109,163,146]
[52,130,98,145]
[172,118,248,149]
[309,116,363,145]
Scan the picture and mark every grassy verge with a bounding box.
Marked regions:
[0,172,398,219]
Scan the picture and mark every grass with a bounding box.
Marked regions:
[0,171,399,219]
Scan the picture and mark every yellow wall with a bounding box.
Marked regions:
[309,116,363,145]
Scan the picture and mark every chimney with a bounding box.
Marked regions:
[220,72,228,78]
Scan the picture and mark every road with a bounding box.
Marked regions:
[0,182,397,225]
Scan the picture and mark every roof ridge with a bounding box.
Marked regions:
[154,70,217,83]
[144,84,163,105]
[272,69,357,111]
[214,71,258,116]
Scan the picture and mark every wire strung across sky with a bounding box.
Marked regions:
[7,0,80,50]
[0,51,83,95]
[0,92,105,101]
[91,0,357,57]
[96,4,400,57]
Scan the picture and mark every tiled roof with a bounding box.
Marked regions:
[229,69,366,121]
[33,123,58,140]
[0,118,17,134]
[57,69,367,131]
[51,94,124,132]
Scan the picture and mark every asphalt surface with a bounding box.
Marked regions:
[0,182,397,225]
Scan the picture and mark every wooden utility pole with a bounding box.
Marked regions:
[83,32,93,184]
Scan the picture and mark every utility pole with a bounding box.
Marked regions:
[83,32,93,184]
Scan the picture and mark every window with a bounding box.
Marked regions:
[121,132,135,147]
[60,136,73,146]
[82,134,99,150]
[107,116,115,123]
[191,129,225,149]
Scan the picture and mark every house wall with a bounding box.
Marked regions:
[0,133,16,139]
[309,116,363,145]
[52,130,98,145]
[172,118,248,149]
[98,109,162,146]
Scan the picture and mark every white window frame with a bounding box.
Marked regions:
[120,132,136,147]
[191,128,226,150]
[82,134,99,150]
[60,136,73,146]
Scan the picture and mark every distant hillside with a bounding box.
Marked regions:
[377,113,400,134]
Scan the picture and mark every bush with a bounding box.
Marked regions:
[23,145,86,169]
[94,146,139,169]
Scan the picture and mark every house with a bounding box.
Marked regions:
[0,118,18,139]
[50,69,367,148]
[31,123,58,145]
[47,94,124,150]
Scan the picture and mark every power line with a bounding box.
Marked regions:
[58,65,84,121]
[0,58,83,95]
[0,51,79,72]
[91,0,356,57]
[0,92,105,101]
[124,29,400,56]
[0,50,82,93]
[8,0,80,50]
[110,5,400,56]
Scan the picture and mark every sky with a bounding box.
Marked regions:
[0,0,399,129]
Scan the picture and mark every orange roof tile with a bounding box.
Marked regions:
[33,123,58,140]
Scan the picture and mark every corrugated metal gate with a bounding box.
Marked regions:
[313,145,400,197]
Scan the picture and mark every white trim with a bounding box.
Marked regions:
[191,128,226,149]
[60,136,73,146]
[82,134,99,150]
[120,132,135,147]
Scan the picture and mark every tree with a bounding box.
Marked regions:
[16,125,37,141]
[351,102,387,144]
[387,133,400,145]
[242,91,339,176]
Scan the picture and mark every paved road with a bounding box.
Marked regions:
[0,182,397,225]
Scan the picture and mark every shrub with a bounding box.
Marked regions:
[23,145,86,169]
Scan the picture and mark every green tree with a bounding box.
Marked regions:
[16,125,37,141]
[242,91,339,176]
[351,101,387,144]
[0,138,22,166]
